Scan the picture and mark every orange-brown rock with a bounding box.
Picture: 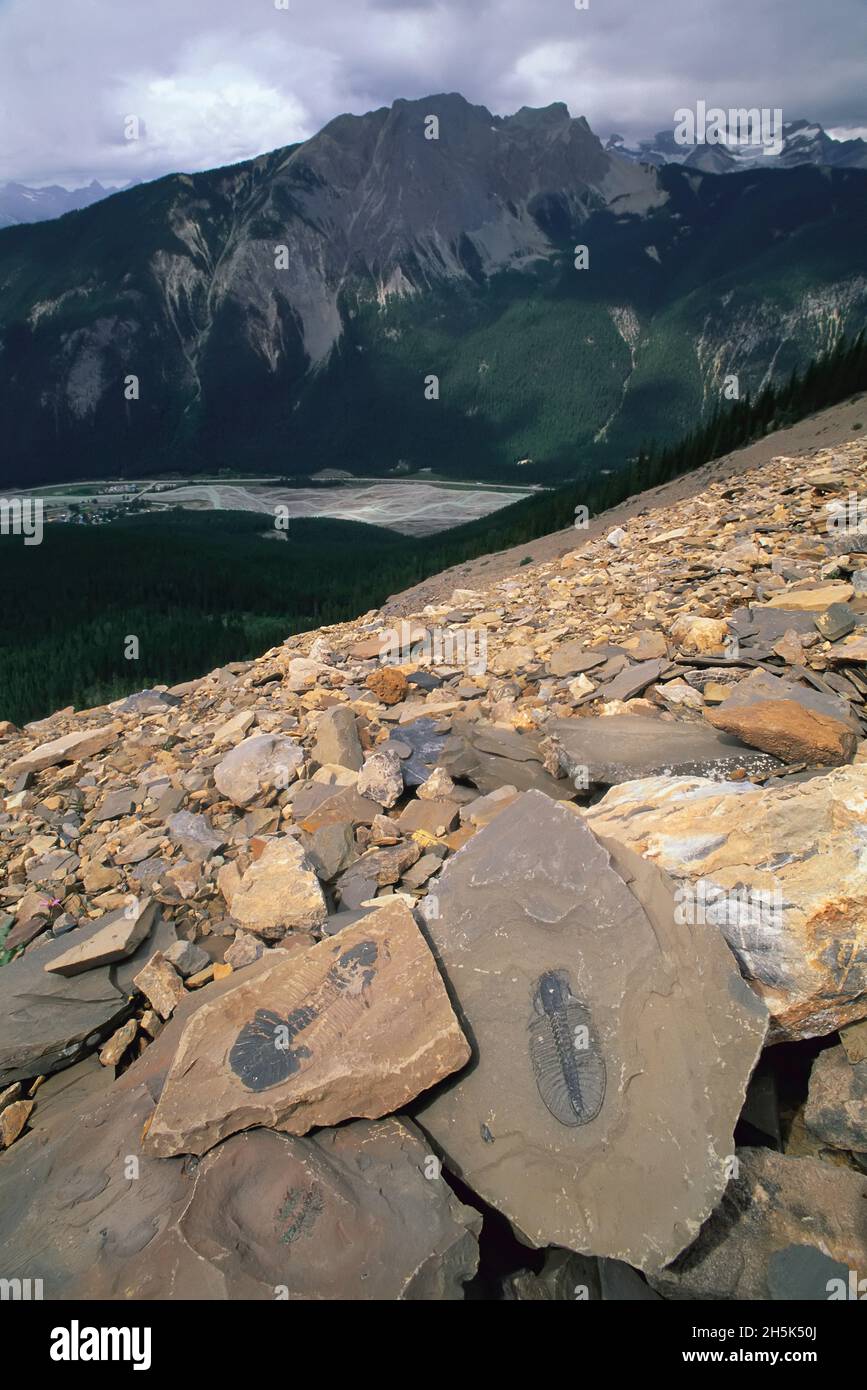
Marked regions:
[705,669,858,766]
[365,667,409,705]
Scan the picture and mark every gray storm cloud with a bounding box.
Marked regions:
[0,0,865,186]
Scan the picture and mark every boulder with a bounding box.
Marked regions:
[230,836,328,939]
[705,669,858,765]
[145,901,470,1156]
[546,714,782,786]
[414,791,767,1273]
[214,734,304,807]
[312,707,363,772]
[585,766,867,1040]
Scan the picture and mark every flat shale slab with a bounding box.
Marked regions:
[414,790,768,1273]
[145,900,469,1156]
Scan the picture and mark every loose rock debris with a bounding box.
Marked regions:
[2,439,867,1297]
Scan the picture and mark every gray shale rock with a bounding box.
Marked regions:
[214,734,304,807]
[546,714,783,786]
[414,790,768,1274]
[0,959,480,1299]
[649,1149,867,1300]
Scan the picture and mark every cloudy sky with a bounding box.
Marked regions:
[1,0,865,187]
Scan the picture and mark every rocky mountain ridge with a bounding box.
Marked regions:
[610,118,867,173]
[1,432,867,1298]
[0,179,132,229]
[2,94,866,484]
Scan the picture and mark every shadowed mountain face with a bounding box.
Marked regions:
[1,93,866,486]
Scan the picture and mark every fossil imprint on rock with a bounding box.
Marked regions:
[528,970,606,1127]
[228,940,379,1092]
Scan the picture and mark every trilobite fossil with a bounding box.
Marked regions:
[228,939,379,1093]
[528,970,606,1127]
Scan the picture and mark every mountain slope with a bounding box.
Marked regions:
[1,95,866,486]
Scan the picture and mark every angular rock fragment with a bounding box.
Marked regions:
[0,1098,34,1148]
[133,951,186,1020]
[585,767,867,1040]
[230,836,327,939]
[814,603,858,642]
[300,822,357,881]
[99,1019,138,1067]
[357,748,404,808]
[212,709,255,746]
[114,689,180,715]
[440,721,572,799]
[0,914,176,1085]
[764,581,853,611]
[94,787,138,821]
[649,1150,867,1300]
[214,734,304,807]
[383,718,448,787]
[163,939,210,979]
[397,799,460,836]
[223,931,265,970]
[296,786,380,833]
[167,811,225,862]
[805,1044,867,1155]
[546,714,782,787]
[45,898,158,977]
[840,1019,867,1064]
[670,615,728,655]
[503,1251,660,1301]
[547,642,607,678]
[414,791,767,1272]
[5,723,119,778]
[145,902,470,1157]
[592,657,666,702]
[312,706,363,771]
[828,634,867,665]
[705,668,858,766]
